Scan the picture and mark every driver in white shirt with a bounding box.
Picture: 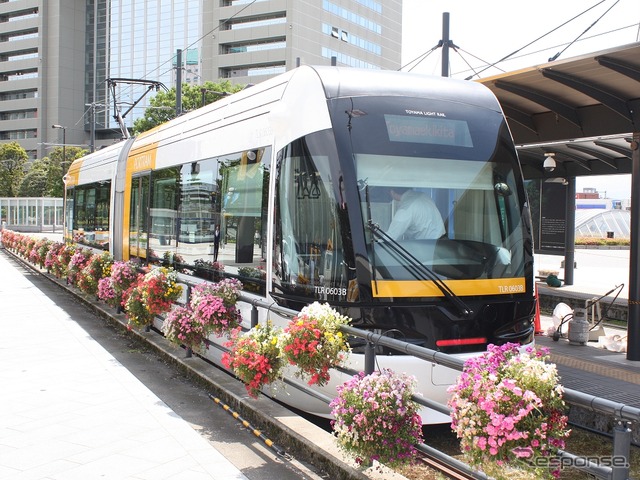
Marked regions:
[387,187,445,240]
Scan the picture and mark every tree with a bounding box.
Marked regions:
[132,80,245,135]
[45,146,88,197]
[12,146,88,198]
[18,159,48,197]
[0,142,28,197]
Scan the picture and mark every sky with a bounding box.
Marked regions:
[401,0,640,200]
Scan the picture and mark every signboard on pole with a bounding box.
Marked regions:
[537,181,567,255]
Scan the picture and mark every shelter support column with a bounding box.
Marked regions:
[564,177,576,286]
[628,132,640,361]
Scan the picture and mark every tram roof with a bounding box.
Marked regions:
[477,42,640,181]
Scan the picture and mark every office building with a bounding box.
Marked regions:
[0,0,402,159]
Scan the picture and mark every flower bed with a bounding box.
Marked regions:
[330,369,423,468]
[448,343,569,479]
[77,251,113,296]
[29,238,52,268]
[109,261,140,307]
[280,302,351,386]
[122,267,182,329]
[67,248,93,286]
[97,276,120,308]
[49,243,76,279]
[162,278,243,352]
[222,321,283,398]
[162,305,208,352]
[189,278,242,336]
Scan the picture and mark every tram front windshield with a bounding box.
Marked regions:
[334,96,528,283]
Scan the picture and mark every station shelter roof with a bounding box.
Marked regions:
[478,43,640,361]
[477,42,640,181]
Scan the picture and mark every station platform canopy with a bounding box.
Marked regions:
[477,42,640,361]
[477,42,640,181]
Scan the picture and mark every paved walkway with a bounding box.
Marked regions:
[0,252,247,479]
[535,248,630,299]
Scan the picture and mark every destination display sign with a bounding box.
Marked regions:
[384,114,473,147]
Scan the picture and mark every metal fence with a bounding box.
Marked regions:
[234,292,638,480]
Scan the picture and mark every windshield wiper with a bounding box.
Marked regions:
[366,222,473,317]
[360,180,380,296]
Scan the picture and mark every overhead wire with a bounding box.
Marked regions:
[464,0,609,79]
[399,43,443,72]
[400,0,616,79]
[450,46,505,80]
[548,0,620,61]
[451,21,640,78]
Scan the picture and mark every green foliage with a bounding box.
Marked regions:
[45,146,87,197]
[574,236,629,246]
[18,159,48,196]
[132,80,245,135]
[9,145,88,198]
[0,142,28,197]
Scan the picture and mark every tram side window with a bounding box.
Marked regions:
[273,133,350,304]
[70,182,111,250]
[170,148,270,294]
[148,167,180,265]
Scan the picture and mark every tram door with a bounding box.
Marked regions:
[129,174,150,260]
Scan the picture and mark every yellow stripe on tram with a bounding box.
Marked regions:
[371,277,527,298]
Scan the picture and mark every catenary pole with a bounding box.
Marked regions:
[628,132,640,361]
[176,49,182,116]
[441,12,450,77]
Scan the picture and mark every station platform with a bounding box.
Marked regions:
[1,240,639,479]
[535,248,630,321]
[534,248,640,408]
[534,321,640,444]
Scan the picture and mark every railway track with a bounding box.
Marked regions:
[418,452,478,479]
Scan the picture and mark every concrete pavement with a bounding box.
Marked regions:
[0,251,248,480]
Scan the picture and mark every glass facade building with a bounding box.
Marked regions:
[0,0,402,157]
[88,0,203,132]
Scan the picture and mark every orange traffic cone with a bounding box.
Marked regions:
[534,284,542,334]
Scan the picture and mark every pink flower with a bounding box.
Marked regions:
[330,369,422,468]
[448,343,570,476]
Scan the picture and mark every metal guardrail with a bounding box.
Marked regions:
[236,291,637,480]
